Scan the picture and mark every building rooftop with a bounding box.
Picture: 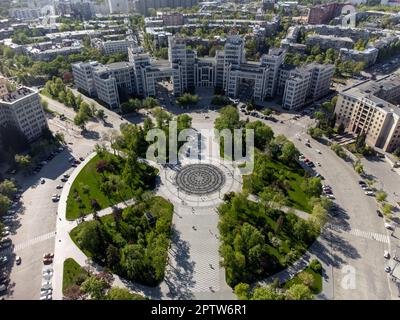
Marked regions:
[0,87,36,104]
[342,74,400,116]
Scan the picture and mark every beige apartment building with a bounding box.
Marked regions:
[334,74,400,153]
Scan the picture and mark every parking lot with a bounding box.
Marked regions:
[0,114,96,299]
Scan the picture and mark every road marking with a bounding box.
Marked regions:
[12,231,56,252]
[327,224,389,244]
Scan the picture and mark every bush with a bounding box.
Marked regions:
[309,259,322,273]
[211,95,229,106]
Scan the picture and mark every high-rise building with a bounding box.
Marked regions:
[108,0,129,14]
[0,86,48,142]
[334,74,400,153]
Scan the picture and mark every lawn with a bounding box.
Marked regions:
[243,157,313,213]
[66,153,157,220]
[62,258,89,294]
[69,196,174,286]
[284,265,322,294]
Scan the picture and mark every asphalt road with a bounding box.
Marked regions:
[241,109,395,299]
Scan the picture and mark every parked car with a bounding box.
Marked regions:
[385,266,391,273]
[365,191,375,196]
[377,210,383,217]
[0,284,7,294]
[385,223,393,230]
[384,251,390,259]
[0,256,8,265]
[40,178,45,184]
[15,256,21,265]
[56,185,63,189]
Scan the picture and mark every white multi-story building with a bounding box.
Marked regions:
[93,37,140,55]
[280,63,334,110]
[72,61,99,96]
[0,86,48,141]
[334,74,400,153]
[73,35,333,110]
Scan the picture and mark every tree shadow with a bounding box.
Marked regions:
[163,227,195,300]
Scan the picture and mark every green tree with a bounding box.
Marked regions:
[245,121,274,151]
[251,285,285,300]
[14,154,32,173]
[74,111,90,131]
[0,179,17,198]
[234,283,250,300]
[105,287,142,300]
[285,284,313,300]
[0,194,12,216]
[80,276,109,300]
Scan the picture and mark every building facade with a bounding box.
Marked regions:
[73,35,333,110]
[0,86,48,142]
[334,74,400,153]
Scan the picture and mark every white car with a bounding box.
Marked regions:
[384,223,393,230]
[316,149,322,154]
[40,179,45,184]
[316,162,321,166]
[40,294,52,300]
[365,191,375,196]
[384,251,390,259]
[385,266,391,273]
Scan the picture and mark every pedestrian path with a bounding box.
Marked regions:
[327,224,389,244]
[12,231,56,253]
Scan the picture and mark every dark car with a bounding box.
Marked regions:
[377,210,383,217]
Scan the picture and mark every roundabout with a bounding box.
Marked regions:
[175,163,226,196]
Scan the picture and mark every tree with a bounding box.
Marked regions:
[337,122,345,135]
[214,106,240,131]
[308,127,324,139]
[234,283,250,300]
[54,132,66,145]
[80,276,109,300]
[151,107,172,128]
[74,111,89,131]
[0,179,17,198]
[376,190,387,202]
[142,97,159,109]
[14,154,32,173]
[285,284,313,300]
[106,244,120,270]
[96,109,106,122]
[78,221,106,260]
[310,203,328,230]
[176,93,199,106]
[302,177,322,197]
[279,141,299,164]
[105,287,138,300]
[245,121,274,151]
[382,203,393,216]
[298,272,314,288]
[251,285,285,300]
[0,194,12,216]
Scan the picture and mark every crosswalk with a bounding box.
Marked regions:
[11,231,56,253]
[327,224,389,244]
